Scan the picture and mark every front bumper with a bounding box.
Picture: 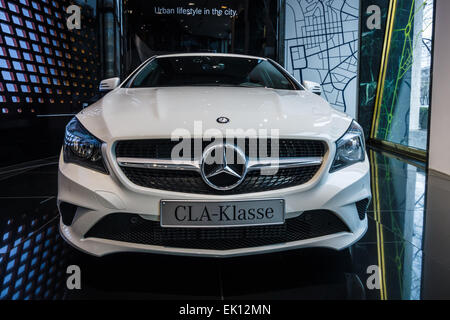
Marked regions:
[57,151,371,257]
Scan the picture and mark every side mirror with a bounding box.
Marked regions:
[99,77,120,92]
[302,80,322,96]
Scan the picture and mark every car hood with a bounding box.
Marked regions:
[77,87,352,143]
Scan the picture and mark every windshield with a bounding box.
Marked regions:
[127,56,299,90]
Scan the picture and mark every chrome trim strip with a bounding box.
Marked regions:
[116,158,200,171]
[247,157,323,170]
[117,157,323,171]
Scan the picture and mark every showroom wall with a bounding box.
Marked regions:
[0,0,121,167]
[122,0,280,77]
[358,0,388,138]
[429,0,450,176]
[369,0,434,152]
[0,0,282,168]
[0,0,439,168]
[284,0,360,118]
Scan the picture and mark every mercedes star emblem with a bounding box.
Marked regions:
[201,144,247,190]
[216,117,230,124]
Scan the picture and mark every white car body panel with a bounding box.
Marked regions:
[77,86,352,143]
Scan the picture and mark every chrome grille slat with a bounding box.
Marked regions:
[116,157,323,171]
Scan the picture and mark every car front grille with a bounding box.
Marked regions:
[115,139,326,194]
[120,166,321,195]
[115,138,326,159]
[84,210,350,251]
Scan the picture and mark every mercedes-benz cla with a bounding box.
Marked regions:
[58,53,371,257]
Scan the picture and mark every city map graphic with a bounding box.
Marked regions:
[285,0,359,116]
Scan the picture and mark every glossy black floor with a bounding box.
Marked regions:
[0,148,449,300]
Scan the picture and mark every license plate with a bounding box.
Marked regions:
[160,199,285,228]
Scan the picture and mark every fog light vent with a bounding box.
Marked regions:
[59,202,78,226]
[355,199,370,220]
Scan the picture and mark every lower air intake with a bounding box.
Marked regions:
[85,210,350,251]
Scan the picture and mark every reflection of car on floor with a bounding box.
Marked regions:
[57,53,371,257]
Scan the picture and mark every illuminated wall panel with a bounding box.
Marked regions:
[0,0,100,119]
[371,0,434,152]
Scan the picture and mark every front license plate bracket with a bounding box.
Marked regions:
[160,199,285,228]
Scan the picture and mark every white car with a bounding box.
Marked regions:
[58,53,371,257]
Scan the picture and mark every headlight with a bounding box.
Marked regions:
[330,120,365,172]
[63,117,108,174]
